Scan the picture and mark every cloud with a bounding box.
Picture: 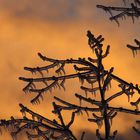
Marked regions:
[0,0,81,22]
[0,0,124,22]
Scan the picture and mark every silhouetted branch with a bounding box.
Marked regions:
[127,39,140,57]
[106,91,124,103]
[97,1,140,25]
[0,104,78,140]
[133,120,140,135]
[108,106,140,115]
[54,96,100,113]
[130,97,140,110]
[75,93,101,106]
[80,132,85,140]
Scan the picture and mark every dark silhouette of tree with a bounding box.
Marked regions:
[1,30,140,140]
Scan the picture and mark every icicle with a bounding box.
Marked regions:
[36,117,39,122]
[46,69,49,73]
[58,71,62,76]
[81,78,84,85]
[31,101,35,105]
[61,68,66,75]
[61,84,65,91]
[108,9,113,17]
[85,110,89,117]
[131,92,134,98]
[27,133,32,140]
[36,99,40,104]
[101,108,104,116]
[48,87,52,93]
[26,123,31,129]
[93,90,96,97]
[53,83,57,89]
[32,97,40,105]
[32,115,35,121]
[109,81,112,88]
[127,95,130,102]
[79,98,82,106]
[101,76,104,84]
[40,94,44,101]
[132,50,135,57]
[80,110,83,115]
[9,123,15,131]
[115,19,120,26]
[32,71,36,75]
[97,120,103,129]
[56,82,61,89]
[0,128,2,135]
[136,104,139,111]
[33,101,37,105]
[28,90,32,94]
[110,118,113,126]
[57,72,60,76]
[37,117,42,123]
[11,133,17,140]
[91,83,94,89]
[38,70,44,77]
[76,110,81,116]
[106,84,109,91]
[131,15,135,24]
[85,90,88,98]
[123,0,126,5]
[123,15,126,20]
[135,50,137,55]
[28,136,32,140]
[21,111,26,117]
[43,80,48,86]
[31,83,36,89]
[54,82,58,89]
[57,63,60,67]
[79,77,84,85]
[60,79,66,91]
[7,126,11,133]
[23,89,28,94]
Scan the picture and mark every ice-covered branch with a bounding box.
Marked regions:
[97,1,140,25]
[0,104,77,140]
[108,106,140,115]
[127,39,140,57]
[133,120,140,135]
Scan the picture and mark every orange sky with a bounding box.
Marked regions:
[0,0,140,139]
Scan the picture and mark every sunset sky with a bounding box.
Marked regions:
[0,0,140,139]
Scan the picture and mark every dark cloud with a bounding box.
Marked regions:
[0,0,80,22]
[0,0,121,22]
